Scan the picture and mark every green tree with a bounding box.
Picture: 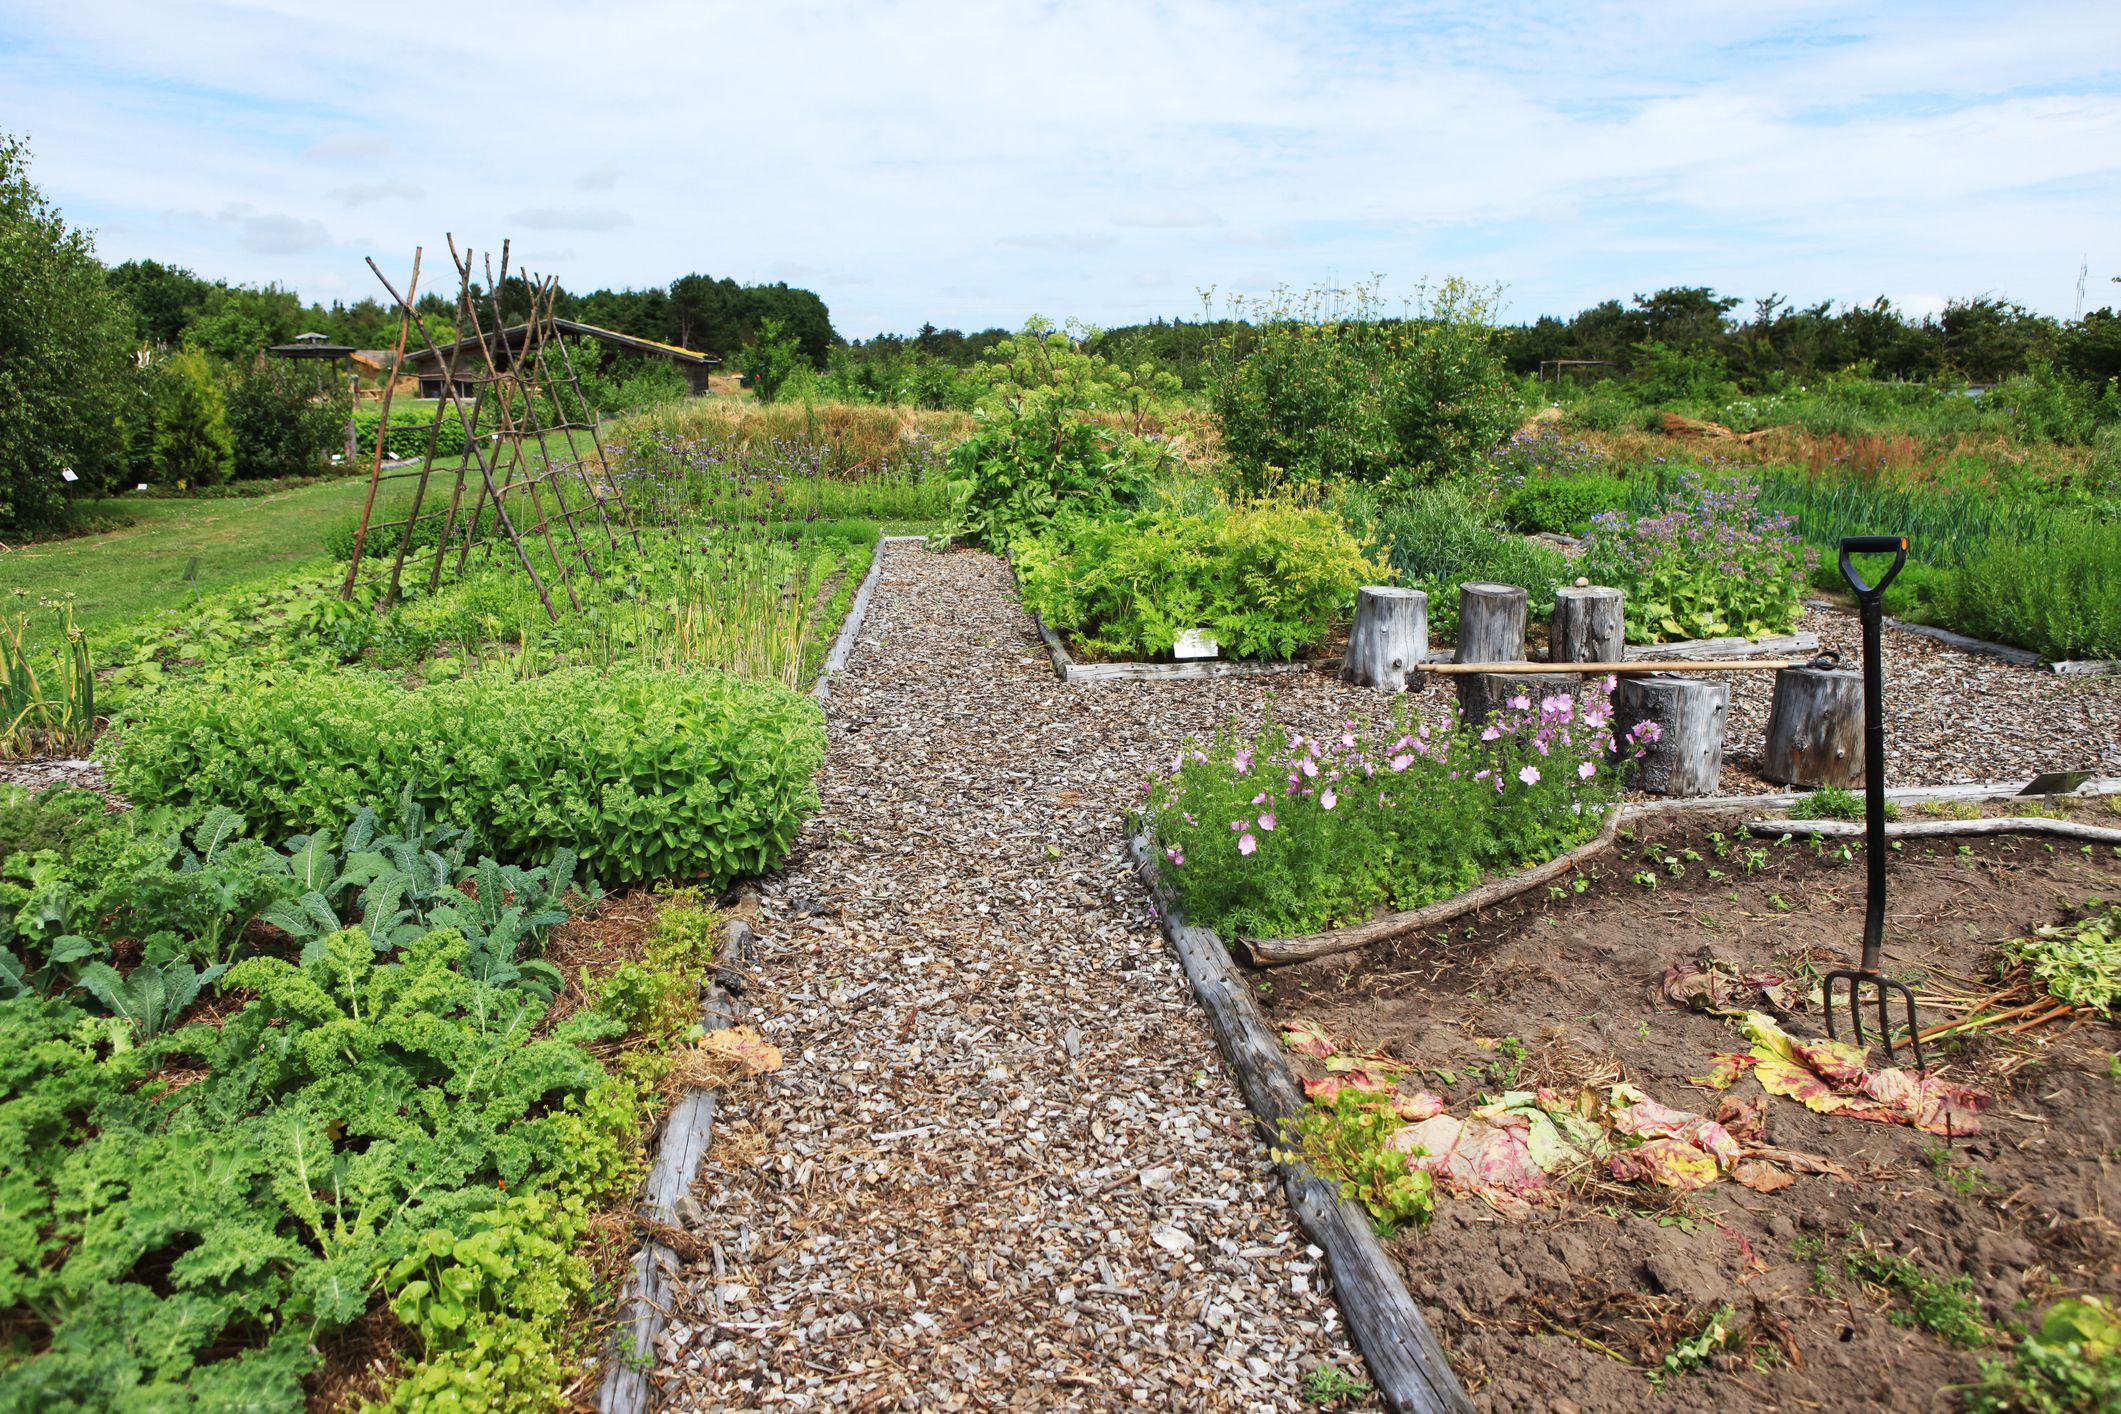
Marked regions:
[152,348,235,488]
[224,355,346,479]
[0,132,136,532]
[742,317,808,403]
[106,258,214,346]
[185,284,303,362]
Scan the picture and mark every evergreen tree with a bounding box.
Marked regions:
[151,348,235,488]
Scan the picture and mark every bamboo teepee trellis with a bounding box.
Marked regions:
[340,237,642,618]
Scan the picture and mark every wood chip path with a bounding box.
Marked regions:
[656,543,1390,1410]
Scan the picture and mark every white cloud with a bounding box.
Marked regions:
[2,0,2115,333]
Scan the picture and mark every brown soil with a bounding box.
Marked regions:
[1257,811,2121,1411]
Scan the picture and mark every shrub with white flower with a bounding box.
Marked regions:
[1142,679,1659,937]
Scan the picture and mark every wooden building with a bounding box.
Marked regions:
[397,318,719,400]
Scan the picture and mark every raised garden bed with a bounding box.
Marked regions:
[1248,802,2121,1410]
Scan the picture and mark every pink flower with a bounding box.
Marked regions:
[1230,818,1249,832]
[1321,788,1338,811]
[1389,753,1413,771]
[1508,695,1531,711]
[1259,812,1276,831]
[1578,760,1596,780]
[1238,833,1258,856]
[1480,724,1502,742]
[1233,747,1253,775]
[1519,765,1541,786]
[1252,792,1269,806]
[1300,758,1319,779]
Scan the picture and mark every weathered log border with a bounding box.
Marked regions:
[813,535,925,702]
[598,910,758,1414]
[1246,806,1626,966]
[1746,815,2121,846]
[1804,596,2119,675]
[1627,776,2121,816]
[1127,830,1475,1414]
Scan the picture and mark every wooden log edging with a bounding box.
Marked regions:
[1028,608,1315,684]
[1418,630,1817,666]
[1745,816,2121,846]
[1245,806,1626,967]
[813,535,922,702]
[1626,776,2121,816]
[1127,830,1475,1414]
[597,911,757,1414]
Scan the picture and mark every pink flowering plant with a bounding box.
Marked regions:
[1144,681,1660,937]
[1580,474,1816,643]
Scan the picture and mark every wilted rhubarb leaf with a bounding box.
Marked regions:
[1607,1137,1721,1190]
[1732,1159,1794,1193]
[1688,1053,1758,1090]
[1283,1020,1336,1059]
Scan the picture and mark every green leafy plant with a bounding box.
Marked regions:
[1335,482,1567,639]
[1844,1233,1989,1347]
[1970,1296,2121,1413]
[1998,904,2121,1013]
[1015,501,1376,660]
[948,322,1170,548]
[102,663,825,888]
[1278,1083,1434,1231]
[1301,1363,1376,1407]
[1500,473,1629,534]
[1209,278,1520,495]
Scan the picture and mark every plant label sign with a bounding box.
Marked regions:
[1174,628,1220,660]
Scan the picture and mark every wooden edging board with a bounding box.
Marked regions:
[813,535,924,702]
[1418,629,1818,666]
[1127,830,1475,1414]
[1626,776,2121,817]
[1804,597,2120,675]
[1744,815,2121,845]
[598,913,756,1414]
[1029,609,1317,684]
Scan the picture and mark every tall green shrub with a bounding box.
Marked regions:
[224,355,346,479]
[0,133,136,532]
[1209,279,1519,494]
[150,348,235,488]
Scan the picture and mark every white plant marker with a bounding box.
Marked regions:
[1173,628,1219,660]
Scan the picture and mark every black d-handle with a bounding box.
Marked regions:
[1839,535,1908,597]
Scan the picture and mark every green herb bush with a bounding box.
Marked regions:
[1146,687,1657,936]
[354,405,471,461]
[103,664,824,888]
[1336,483,1567,640]
[224,354,348,480]
[1500,474,1630,534]
[1014,502,1375,660]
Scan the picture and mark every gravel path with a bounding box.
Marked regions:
[1722,604,2121,788]
[657,543,1391,1410]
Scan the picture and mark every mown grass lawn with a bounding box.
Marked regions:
[0,478,385,642]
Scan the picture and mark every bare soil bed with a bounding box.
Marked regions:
[1258,807,2121,1412]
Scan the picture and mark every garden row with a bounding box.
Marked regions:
[0,413,943,1408]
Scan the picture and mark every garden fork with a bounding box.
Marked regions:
[1821,535,1925,1071]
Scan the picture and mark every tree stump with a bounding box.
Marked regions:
[1612,675,1729,796]
[1342,586,1429,692]
[1761,665,1864,788]
[1551,586,1625,664]
[1457,582,1527,665]
[1457,671,1549,727]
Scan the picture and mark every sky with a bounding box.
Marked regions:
[5,1,2119,338]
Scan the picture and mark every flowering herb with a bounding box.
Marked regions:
[1580,474,1816,643]
[1144,682,1659,937]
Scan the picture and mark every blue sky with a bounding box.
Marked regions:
[6,1,2118,337]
